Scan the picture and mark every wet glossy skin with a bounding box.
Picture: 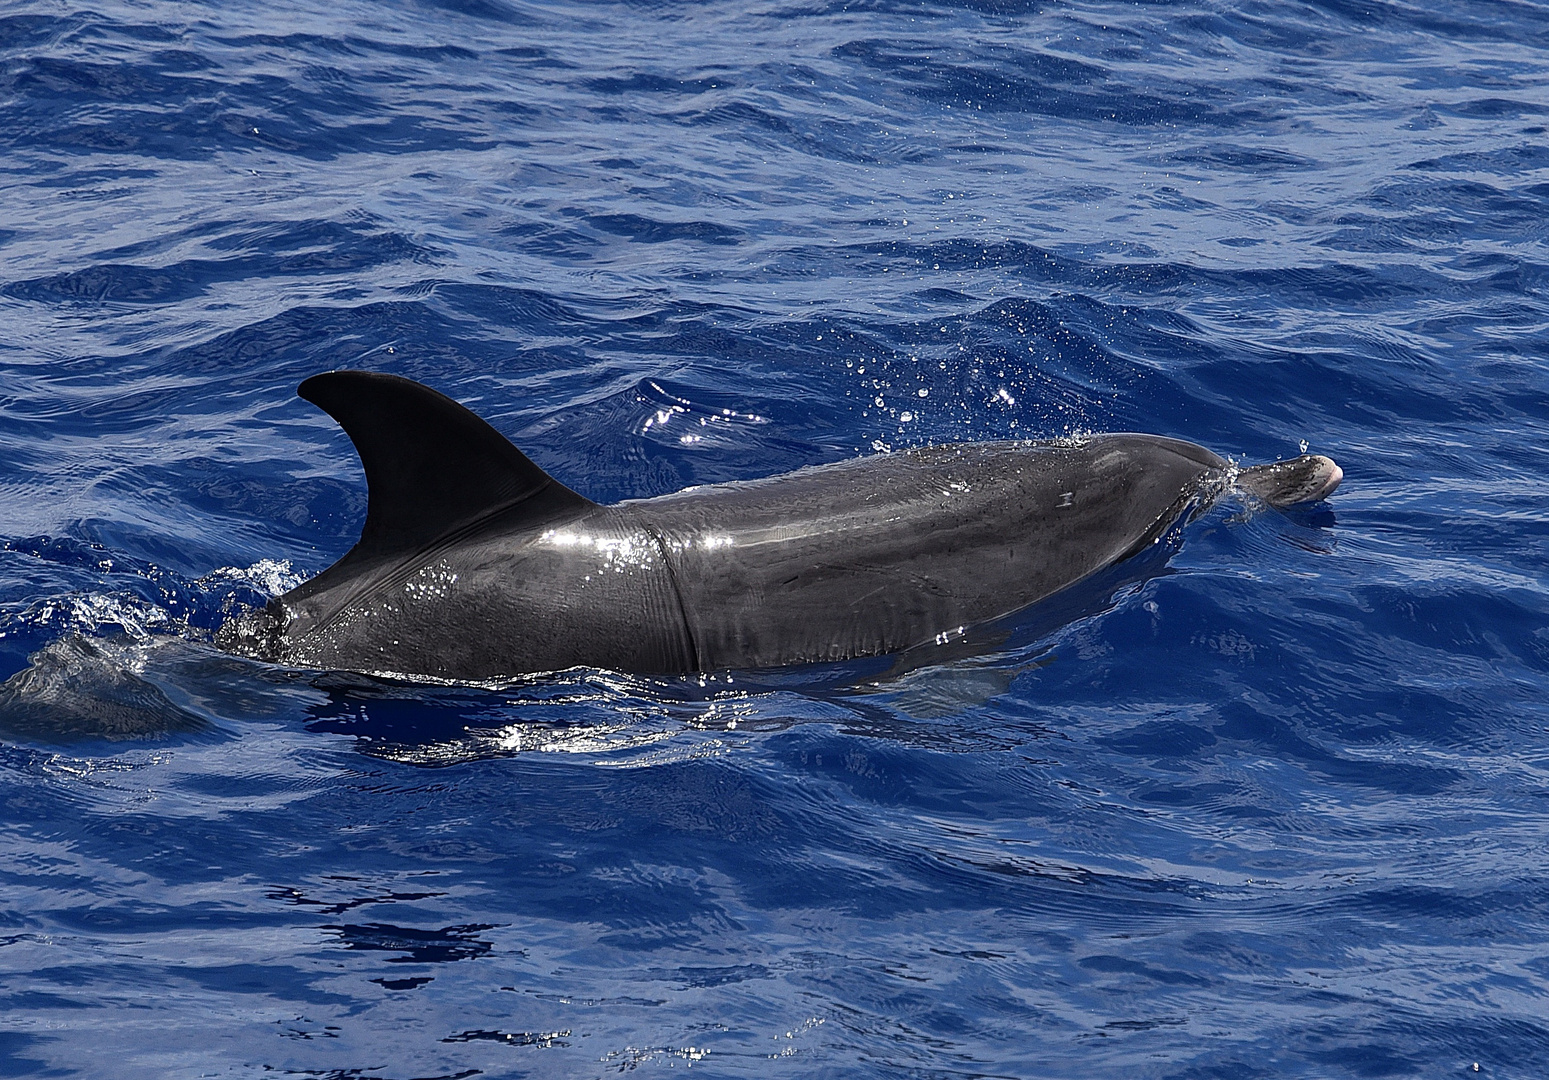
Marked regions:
[227,433,1227,680]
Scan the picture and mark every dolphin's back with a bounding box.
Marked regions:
[279,504,697,679]
[640,435,1225,669]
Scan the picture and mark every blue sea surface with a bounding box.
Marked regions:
[2,0,1548,1075]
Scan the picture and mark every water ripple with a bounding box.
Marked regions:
[1,0,1547,1075]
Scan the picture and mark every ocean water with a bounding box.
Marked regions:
[2,0,1547,1075]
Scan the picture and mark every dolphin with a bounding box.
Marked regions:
[216,371,1341,681]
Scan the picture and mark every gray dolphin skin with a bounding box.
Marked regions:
[216,371,1341,681]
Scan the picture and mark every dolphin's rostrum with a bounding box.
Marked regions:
[217,371,1341,680]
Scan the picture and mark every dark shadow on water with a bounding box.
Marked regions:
[0,1030,57,1079]
[324,921,496,964]
[374,975,434,991]
[1275,501,1338,532]
[442,1028,570,1047]
[304,688,495,749]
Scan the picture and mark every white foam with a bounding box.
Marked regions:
[196,558,306,598]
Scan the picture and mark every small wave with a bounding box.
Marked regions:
[0,635,211,742]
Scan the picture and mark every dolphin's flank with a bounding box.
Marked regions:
[215,371,1340,680]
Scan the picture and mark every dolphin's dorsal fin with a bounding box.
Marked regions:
[299,370,596,563]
